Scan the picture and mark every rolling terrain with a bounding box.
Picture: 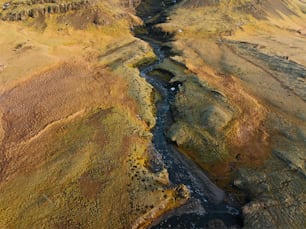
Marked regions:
[0,0,305,228]
[157,0,306,228]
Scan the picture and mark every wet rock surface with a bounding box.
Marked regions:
[142,0,306,228]
[135,0,244,228]
[0,0,305,228]
[0,0,194,227]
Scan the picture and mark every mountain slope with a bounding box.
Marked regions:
[0,1,189,228]
[156,0,306,228]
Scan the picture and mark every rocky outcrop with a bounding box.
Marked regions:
[0,0,90,21]
[234,159,306,229]
[166,73,235,164]
[121,0,142,9]
[0,0,144,22]
[153,0,306,227]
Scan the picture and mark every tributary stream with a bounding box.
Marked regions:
[135,1,243,227]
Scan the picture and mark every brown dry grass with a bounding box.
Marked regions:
[170,39,271,169]
[0,1,189,227]
[0,61,135,185]
[158,0,306,184]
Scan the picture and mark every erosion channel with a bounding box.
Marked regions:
[134,1,243,228]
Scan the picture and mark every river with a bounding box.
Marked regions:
[134,0,243,228]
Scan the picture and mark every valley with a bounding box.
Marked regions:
[0,0,305,228]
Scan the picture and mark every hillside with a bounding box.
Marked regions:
[0,0,305,228]
[0,1,189,228]
[157,0,306,227]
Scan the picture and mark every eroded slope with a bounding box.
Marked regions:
[153,0,306,227]
[0,0,189,228]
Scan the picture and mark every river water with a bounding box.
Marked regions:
[135,1,243,228]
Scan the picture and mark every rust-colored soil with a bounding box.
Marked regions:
[0,61,131,184]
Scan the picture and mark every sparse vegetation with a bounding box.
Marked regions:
[156,0,306,227]
[0,0,305,228]
[0,0,189,228]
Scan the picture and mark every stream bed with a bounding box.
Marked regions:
[134,1,243,228]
